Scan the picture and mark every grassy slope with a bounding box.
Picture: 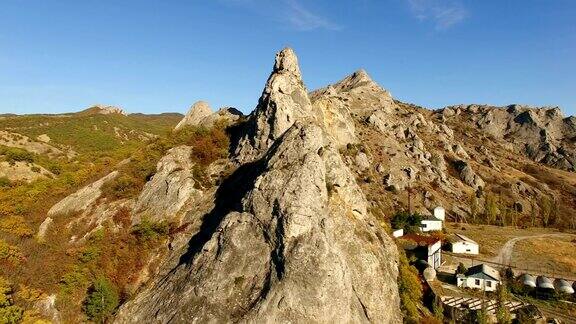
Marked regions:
[0,111,182,321]
[0,112,182,154]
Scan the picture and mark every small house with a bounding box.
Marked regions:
[420,206,445,232]
[456,264,500,291]
[401,234,442,269]
[450,234,479,255]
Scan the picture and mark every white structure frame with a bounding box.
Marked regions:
[451,234,479,255]
[420,218,442,232]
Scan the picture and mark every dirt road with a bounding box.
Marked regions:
[491,233,575,265]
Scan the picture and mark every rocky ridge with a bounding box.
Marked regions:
[438,104,576,171]
[31,46,576,323]
[115,48,401,323]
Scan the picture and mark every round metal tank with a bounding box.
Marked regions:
[520,274,536,288]
[536,276,554,290]
[423,266,437,281]
[554,279,575,294]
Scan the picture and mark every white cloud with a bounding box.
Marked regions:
[407,0,467,30]
[284,0,341,31]
[220,0,341,31]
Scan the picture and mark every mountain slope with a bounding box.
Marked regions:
[116,48,401,323]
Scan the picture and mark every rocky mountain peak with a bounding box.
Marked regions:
[331,68,382,93]
[115,48,401,323]
[234,47,317,163]
[273,47,301,77]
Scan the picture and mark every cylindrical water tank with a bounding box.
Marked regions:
[520,274,536,288]
[423,266,437,281]
[554,279,575,294]
[434,206,445,221]
[536,276,554,290]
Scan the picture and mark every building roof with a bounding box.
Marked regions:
[402,233,440,246]
[454,233,478,245]
[465,264,500,281]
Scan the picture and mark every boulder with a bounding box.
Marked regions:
[36,217,53,242]
[131,146,202,225]
[174,101,214,130]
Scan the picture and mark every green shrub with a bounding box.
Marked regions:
[397,249,423,321]
[0,216,34,238]
[456,262,467,275]
[78,246,101,263]
[0,277,23,324]
[101,175,141,199]
[0,146,35,164]
[0,177,10,188]
[391,212,423,233]
[83,277,119,323]
[0,240,23,264]
[47,163,63,175]
[59,268,89,296]
[131,219,170,243]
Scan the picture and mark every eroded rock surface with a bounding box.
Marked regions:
[115,48,401,324]
[234,48,318,163]
[174,101,213,130]
[131,146,202,225]
[47,171,118,217]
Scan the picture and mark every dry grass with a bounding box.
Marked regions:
[447,222,560,257]
[512,237,576,275]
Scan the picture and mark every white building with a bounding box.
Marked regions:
[451,234,479,255]
[420,206,445,232]
[402,234,442,269]
[457,264,500,292]
[420,217,442,232]
[392,228,404,238]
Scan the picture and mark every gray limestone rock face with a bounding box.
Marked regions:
[115,48,401,324]
[201,107,243,127]
[453,160,485,189]
[355,152,371,171]
[131,146,202,225]
[174,101,214,130]
[115,122,400,324]
[47,171,118,217]
[440,104,576,171]
[36,217,53,242]
[234,48,317,163]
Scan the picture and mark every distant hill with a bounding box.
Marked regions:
[0,109,183,155]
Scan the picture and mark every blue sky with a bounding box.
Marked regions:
[1,0,575,115]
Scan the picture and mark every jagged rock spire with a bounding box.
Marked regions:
[174,101,213,130]
[234,48,316,163]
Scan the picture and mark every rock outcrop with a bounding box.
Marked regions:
[174,101,213,130]
[47,171,118,217]
[175,102,243,130]
[234,48,318,163]
[84,105,127,115]
[115,48,401,323]
[131,146,202,225]
[439,104,576,171]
